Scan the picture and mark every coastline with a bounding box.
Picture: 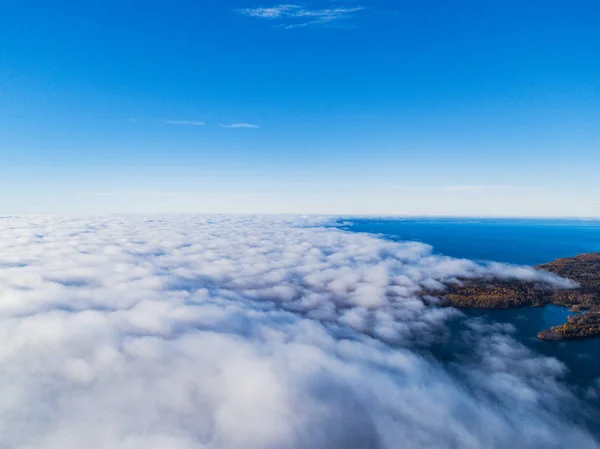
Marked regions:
[442,253,600,340]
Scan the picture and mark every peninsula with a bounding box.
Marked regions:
[443,253,600,340]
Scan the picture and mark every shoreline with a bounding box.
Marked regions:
[442,253,600,341]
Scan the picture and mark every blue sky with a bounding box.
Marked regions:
[1,0,599,216]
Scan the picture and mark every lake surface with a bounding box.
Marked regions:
[341,217,600,265]
[341,218,600,430]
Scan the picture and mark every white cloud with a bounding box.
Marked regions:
[238,4,302,18]
[166,121,206,126]
[238,4,364,28]
[0,215,595,448]
[220,123,260,128]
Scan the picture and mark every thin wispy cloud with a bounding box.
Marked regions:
[444,184,526,192]
[391,184,528,193]
[166,120,206,126]
[220,123,260,128]
[239,4,301,18]
[238,4,364,28]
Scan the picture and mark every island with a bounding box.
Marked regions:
[442,253,600,340]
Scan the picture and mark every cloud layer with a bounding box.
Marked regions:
[0,215,596,448]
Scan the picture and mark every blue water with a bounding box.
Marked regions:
[341,218,600,428]
[342,217,600,265]
[340,217,600,333]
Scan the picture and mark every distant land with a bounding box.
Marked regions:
[443,253,600,340]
